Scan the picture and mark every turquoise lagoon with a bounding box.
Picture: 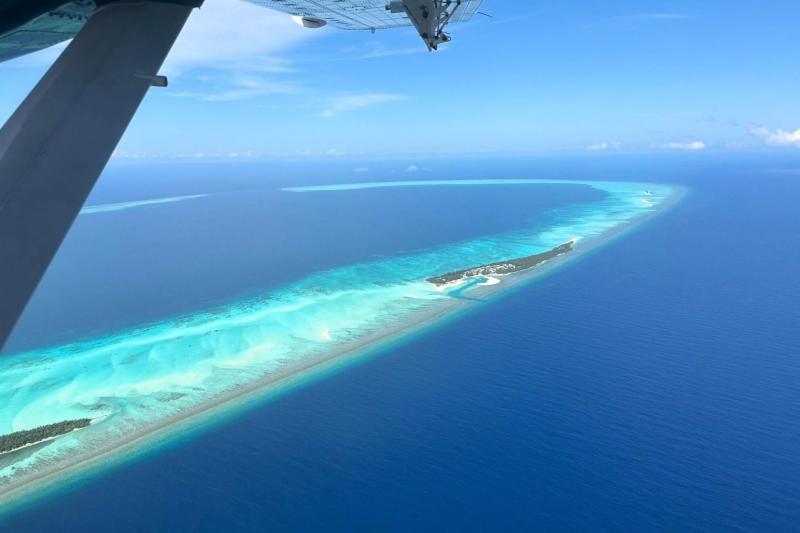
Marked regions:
[0,179,677,495]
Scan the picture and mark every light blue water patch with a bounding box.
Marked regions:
[282,178,663,194]
[79,194,207,215]
[0,179,675,489]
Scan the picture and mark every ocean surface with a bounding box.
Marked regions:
[2,154,799,531]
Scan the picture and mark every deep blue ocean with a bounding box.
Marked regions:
[3,154,799,531]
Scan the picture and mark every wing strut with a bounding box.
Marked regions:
[0,1,200,350]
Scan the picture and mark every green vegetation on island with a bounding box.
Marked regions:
[0,419,91,454]
[427,241,575,287]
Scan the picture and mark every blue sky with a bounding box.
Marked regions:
[1,0,799,158]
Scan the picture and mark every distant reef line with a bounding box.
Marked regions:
[426,241,575,287]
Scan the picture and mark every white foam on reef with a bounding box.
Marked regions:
[0,179,679,500]
[282,179,666,197]
[79,194,207,215]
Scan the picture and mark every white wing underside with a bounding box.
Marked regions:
[244,0,483,31]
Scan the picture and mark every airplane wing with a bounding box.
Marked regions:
[0,1,197,350]
[0,0,484,350]
[0,0,483,62]
[0,1,485,64]
[246,0,485,50]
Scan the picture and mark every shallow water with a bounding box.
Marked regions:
[4,154,798,531]
[0,173,671,491]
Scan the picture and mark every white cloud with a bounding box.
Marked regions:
[327,148,346,156]
[586,141,622,151]
[601,13,694,25]
[156,0,319,102]
[342,42,424,60]
[405,164,419,173]
[627,13,693,20]
[164,0,312,75]
[170,76,300,101]
[658,141,706,151]
[581,12,694,30]
[751,127,800,148]
[321,93,406,117]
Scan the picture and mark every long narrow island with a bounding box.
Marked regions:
[0,420,91,454]
[427,241,575,287]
